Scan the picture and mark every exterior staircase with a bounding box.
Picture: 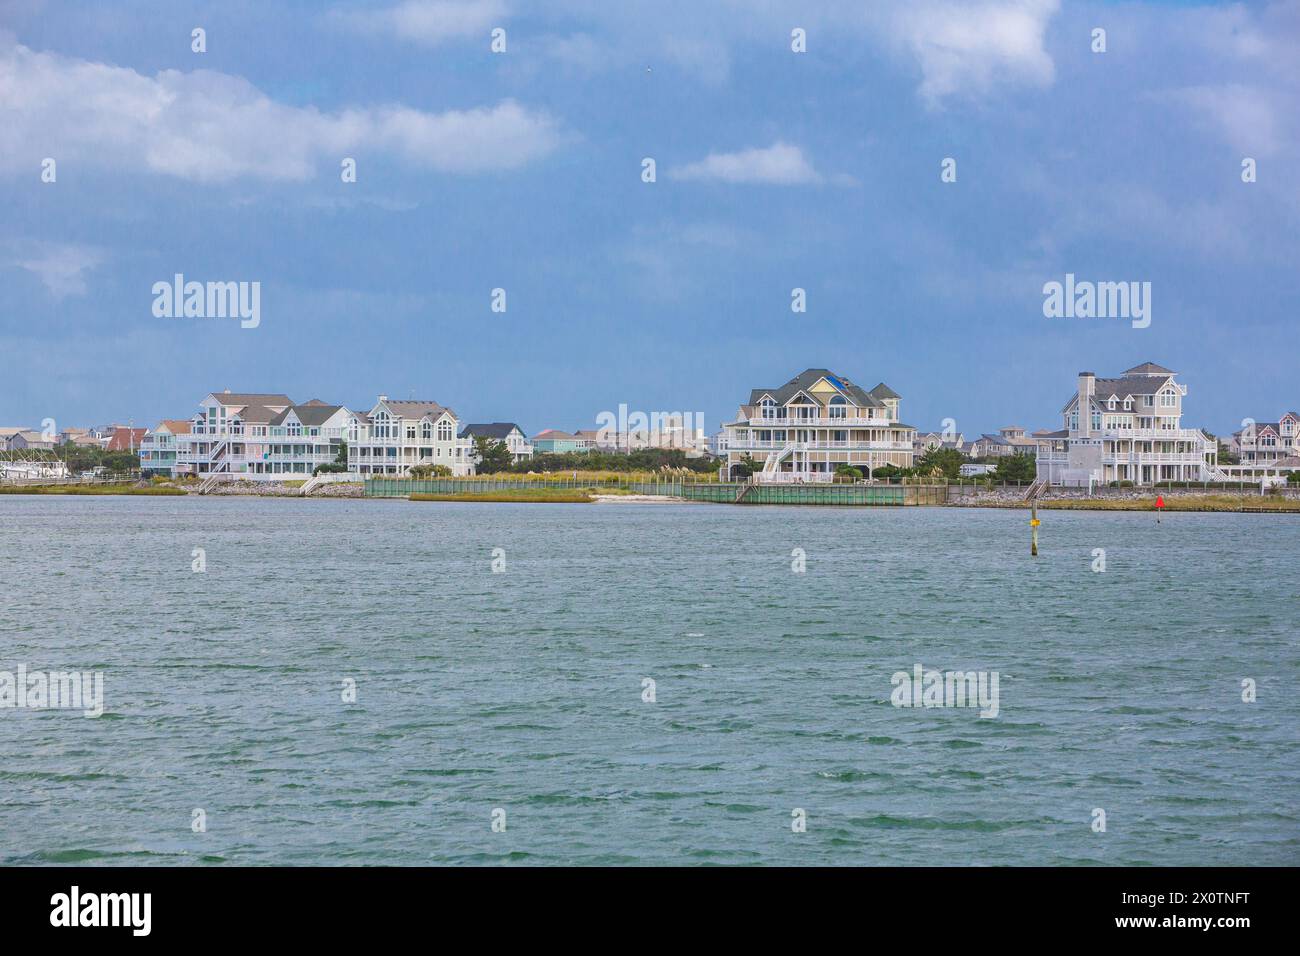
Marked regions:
[759,443,796,481]
[1023,477,1048,501]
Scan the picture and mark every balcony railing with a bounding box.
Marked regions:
[744,416,900,427]
[733,439,914,451]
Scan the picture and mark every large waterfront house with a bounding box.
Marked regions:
[1034,363,1219,486]
[459,423,533,464]
[166,391,359,480]
[720,368,916,481]
[348,396,474,476]
[1232,412,1300,465]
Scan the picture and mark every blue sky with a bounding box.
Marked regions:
[2,0,1296,438]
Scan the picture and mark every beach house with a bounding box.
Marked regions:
[720,368,916,481]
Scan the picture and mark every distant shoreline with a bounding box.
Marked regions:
[3,481,1298,513]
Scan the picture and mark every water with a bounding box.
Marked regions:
[1,496,1296,865]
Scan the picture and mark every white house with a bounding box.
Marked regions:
[172,391,357,481]
[721,368,915,481]
[348,396,474,476]
[1035,363,1218,486]
[1233,412,1300,466]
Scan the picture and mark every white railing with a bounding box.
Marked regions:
[746,416,899,427]
[733,439,913,451]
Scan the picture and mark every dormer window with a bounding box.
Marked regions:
[828,395,847,420]
[1108,398,1116,410]
[759,398,777,420]
[1123,398,1132,410]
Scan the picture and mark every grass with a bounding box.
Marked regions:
[0,483,188,496]
[1032,495,1300,513]
[411,488,595,503]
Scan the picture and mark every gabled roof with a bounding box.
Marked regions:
[534,429,576,440]
[105,428,148,451]
[747,368,891,408]
[1064,372,1174,412]
[377,399,456,421]
[270,404,346,427]
[459,422,524,440]
[156,419,192,435]
[868,382,900,400]
[235,404,280,424]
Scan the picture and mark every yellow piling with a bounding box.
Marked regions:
[1031,500,1039,556]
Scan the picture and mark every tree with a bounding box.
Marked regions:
[872,463,910,480]
[993,453,1036,483]
[731,454,758,478]
[473,436,513,474]
[835,464,862,480]
[915,447,965,480]
[334,439,348,465]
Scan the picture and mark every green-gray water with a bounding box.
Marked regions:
[1,497,1296,865]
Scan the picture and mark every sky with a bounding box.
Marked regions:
[1,0,1297,439]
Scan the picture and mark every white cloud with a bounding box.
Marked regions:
[0,40,560,182]
[884,0,1058,106]
[670,142,823,185]
[1163,84,1283,157]
[331,0,507,46]
[6,242,103,298]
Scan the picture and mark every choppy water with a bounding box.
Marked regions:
[1,496,1296,865]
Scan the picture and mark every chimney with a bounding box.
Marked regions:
[1078,372,1095,437]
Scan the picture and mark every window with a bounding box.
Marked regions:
[438,422,452,441]
[829,396,847,420]
[406,426,416,440]
[421,422,432,440]
[759,398,777,420]
[1160,390,1176,408]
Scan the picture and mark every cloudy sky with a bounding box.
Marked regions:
[2,0,1296,436]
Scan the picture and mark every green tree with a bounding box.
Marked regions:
[731,453,758,478]
[834,464,862,480]
[473,436,513,474]
[914,447,965,480]
[993,453,1036,483]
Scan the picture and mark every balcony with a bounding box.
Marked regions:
[732,439,914,451]
[745,415,900,428]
